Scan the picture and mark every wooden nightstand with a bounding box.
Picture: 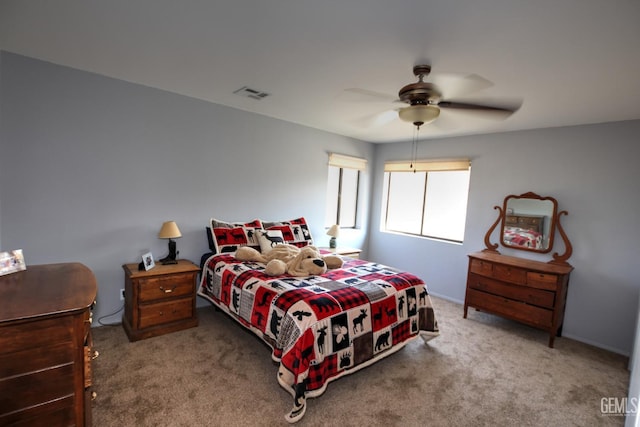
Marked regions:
[320,247,362,259]
[122,259,199,342]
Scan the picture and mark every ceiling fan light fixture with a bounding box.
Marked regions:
[398,104,440,126]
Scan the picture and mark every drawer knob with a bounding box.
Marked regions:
[92,350,100,360]
[159,285,177,293]
[92,391,97,401]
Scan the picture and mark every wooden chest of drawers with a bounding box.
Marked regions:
[122,260,199,341]
[463,251,573,347]
[504,213,544,234]
[0,263,97,426]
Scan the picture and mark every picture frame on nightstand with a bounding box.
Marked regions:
[141,252,155,271]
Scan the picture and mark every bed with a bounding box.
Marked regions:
[503,225,543,249]
[197,217,440,422]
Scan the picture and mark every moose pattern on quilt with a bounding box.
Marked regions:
[198,253,439,422]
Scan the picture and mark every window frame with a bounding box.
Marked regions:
[325,153,367,229]
[382,159,471,243]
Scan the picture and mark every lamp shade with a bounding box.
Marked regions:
[398,104,440,126]
[326,224,340,238]
[158,221,182,239]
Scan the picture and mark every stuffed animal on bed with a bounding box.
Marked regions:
[235,244,343,277]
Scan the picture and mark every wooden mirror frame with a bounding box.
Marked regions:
[502,192,557,253]
[483,192,573,265]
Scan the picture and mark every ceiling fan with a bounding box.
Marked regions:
[349,65,521,128]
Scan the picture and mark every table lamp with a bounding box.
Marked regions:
[326,224,340,249]
[158,221,182,264]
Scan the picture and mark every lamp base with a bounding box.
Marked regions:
[159,239,179,264]
[329,237,337,249]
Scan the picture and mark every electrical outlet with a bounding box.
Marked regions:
[120,288,125,301]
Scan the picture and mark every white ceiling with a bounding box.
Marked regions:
[1,0,639,143]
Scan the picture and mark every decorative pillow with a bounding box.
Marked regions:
[257,229,285,253]
[209,218,263,253]
[262,217,313,248]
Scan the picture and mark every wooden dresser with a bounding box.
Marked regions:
[122,260,199,341]
[464,251,573,347]
[0,263,97,426]
[504,213,544,234]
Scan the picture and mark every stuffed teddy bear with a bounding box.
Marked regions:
[235,244,343,277]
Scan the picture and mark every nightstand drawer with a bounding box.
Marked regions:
[138,298,194,329]
[138,273,195,302]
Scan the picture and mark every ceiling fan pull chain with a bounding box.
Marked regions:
[410,124,420,172]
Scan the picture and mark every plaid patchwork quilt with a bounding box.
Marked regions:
[197,253,439,422]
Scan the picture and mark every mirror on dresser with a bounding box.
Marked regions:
[465,192,574,347]
[482,191,572,263]
[501,192,557,253]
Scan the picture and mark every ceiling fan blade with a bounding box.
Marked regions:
[342,88,399,103]
[352,109,398,128]
[438,99,522,118]
[430,73,494,99]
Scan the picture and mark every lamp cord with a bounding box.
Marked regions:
[97,304,124,326]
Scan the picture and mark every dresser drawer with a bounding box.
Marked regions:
[0,396,75,427]
[0,363,76,417]
[519,216,541,226]
[84,322,96,389]
[0,317,74,354]
[526,272,559,290]
[469,258,493,276]
[0,342,74,379]
[138,298,194,329]
[493,264,527,285]
[466,289,553,328]
[138,273,195,302]
[468,273,555,309]
[505,215,518,225]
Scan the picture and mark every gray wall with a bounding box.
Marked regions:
[0,52,373,323]
[369,121,640,355]
[1,52,639,355]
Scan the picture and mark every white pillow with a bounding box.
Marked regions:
[257,229,285,253]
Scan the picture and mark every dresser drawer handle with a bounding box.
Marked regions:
[92,350,100,360]
[159,285,177,293]
[92,391,97,401]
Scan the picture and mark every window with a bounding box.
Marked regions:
[382,159,471,242]
[325,154,367,228]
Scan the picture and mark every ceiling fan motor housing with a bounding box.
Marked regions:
[398,82,442,105]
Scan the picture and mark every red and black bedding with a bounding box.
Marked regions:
[197,217,440,422]
[503,226,543,249]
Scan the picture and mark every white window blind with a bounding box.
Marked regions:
[329,153,367,170]
[384,158,470,172]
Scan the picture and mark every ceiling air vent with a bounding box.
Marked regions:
[233,86,270,100]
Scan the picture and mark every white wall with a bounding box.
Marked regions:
[369,121,640,355]
[0,52,373,322]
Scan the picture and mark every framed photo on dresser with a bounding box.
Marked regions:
[0,249,26,276]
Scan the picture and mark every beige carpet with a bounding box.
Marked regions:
[92,296,628,426]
